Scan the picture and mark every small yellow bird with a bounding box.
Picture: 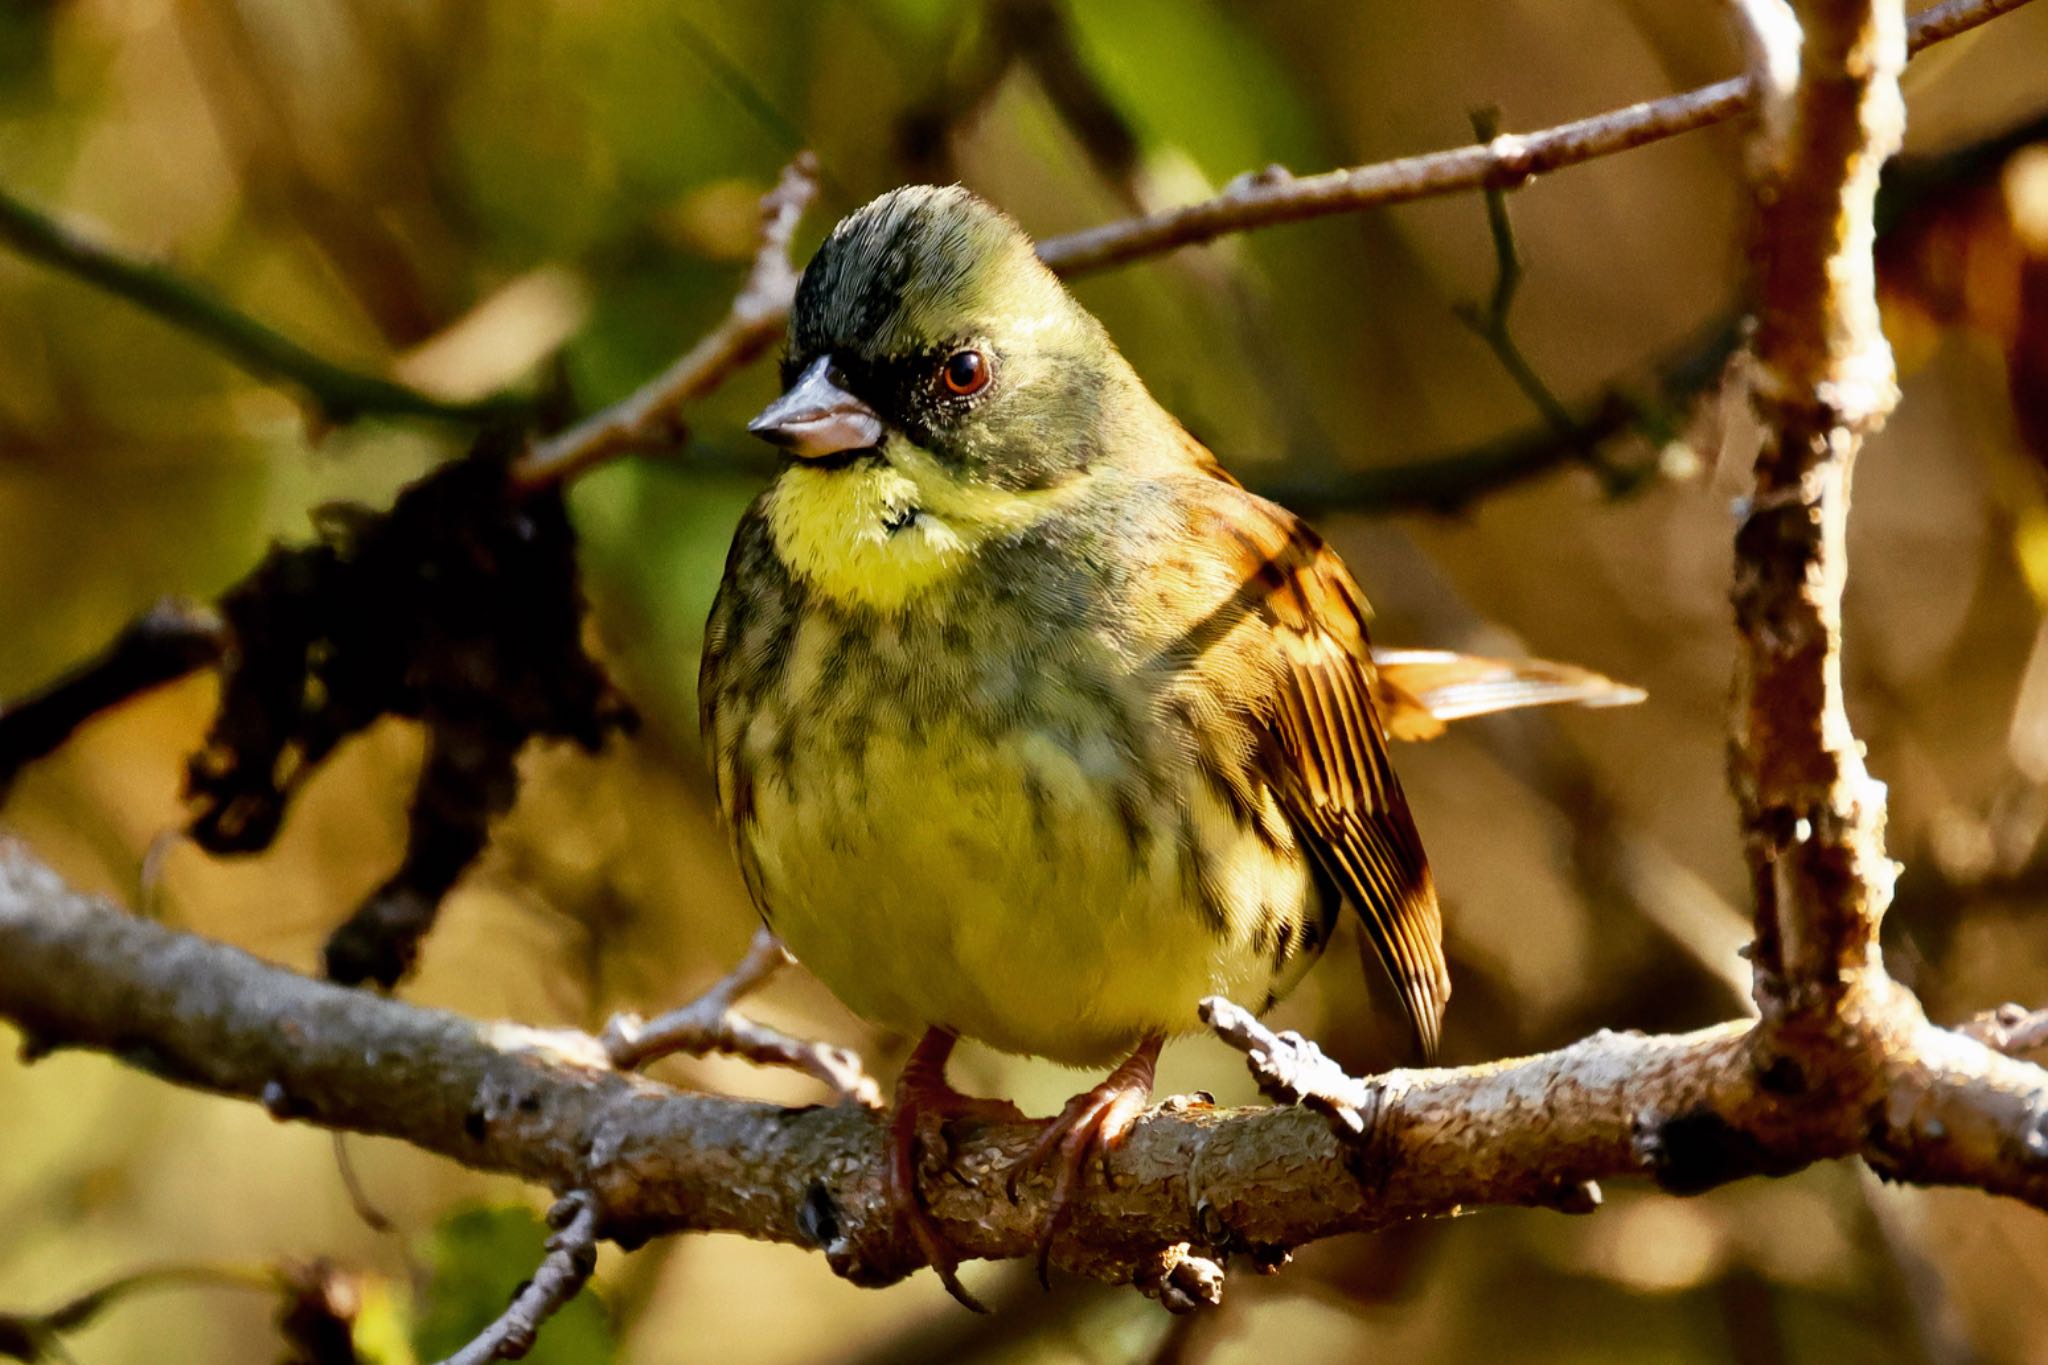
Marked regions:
[700,185,1639,1304]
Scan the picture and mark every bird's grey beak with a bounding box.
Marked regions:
[747,356,884,459]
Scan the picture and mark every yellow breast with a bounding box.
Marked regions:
[736,673,1315,1066]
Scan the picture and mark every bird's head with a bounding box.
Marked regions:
[747,186,1180,610]
[751,184,1154,493]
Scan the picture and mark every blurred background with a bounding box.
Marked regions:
[4,1,2048,1361]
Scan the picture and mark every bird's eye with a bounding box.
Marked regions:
[939,348,990,396]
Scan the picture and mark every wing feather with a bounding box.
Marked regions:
[1371,647,1645,740]
[1210,498,1450,1056]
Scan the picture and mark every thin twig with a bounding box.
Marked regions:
[0,599,224,801]
[434,1192,601,1365]
[510,155,820,489]
[5,0,2022,499]
[1452,109,1632,493]
[602,926,882,1108]
[332,1133,397,1236]
[1255,314,1742,515]
[0,1262,279,1361]
[1958,1005,2048,1056]
[0,184,530,427]
[1030,0,2033,274]
[1197,998,1381,1150]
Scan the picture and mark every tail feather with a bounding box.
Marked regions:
[1370,647,1645,741]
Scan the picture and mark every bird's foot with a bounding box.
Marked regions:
[888,1030,1026,1312]
[1005,1035,1164,1288]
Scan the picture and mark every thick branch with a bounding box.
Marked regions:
[0,183,530,427]
[3,841,2042,1296]
[1730,0,1904,1046]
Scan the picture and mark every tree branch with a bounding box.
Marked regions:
[509,155,820,490]
[0,1261,300,1363]
[435,1192,601,1365]
[4,0,2047,1342]
[0,183,531,427]
[1960,1004,2048,1056]
[3,0,2024,496]
[1729,0,1904,1058]
[2,839,2042,1300]
[1029,0,2032,275]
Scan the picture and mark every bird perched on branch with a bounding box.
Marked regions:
[700,184,1640,1307]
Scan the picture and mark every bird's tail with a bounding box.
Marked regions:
[1370,647,1645,741]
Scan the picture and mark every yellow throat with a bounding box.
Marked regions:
[764,439,1085,611]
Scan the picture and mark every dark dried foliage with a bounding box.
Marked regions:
[182,440,634,986]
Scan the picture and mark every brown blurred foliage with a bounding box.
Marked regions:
[4,2,2048,1361]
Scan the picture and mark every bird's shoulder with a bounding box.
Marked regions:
[1045,454,1378,683]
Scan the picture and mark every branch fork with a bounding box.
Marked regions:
[601,926,883,1109]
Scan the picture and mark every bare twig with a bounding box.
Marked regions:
[332,1133,398,1237]
[0,599,224,801]
[0,184,529,427]
[434,1191,601,1365]
[1254,313,1743,514]
[6,0,2024,506]
[602,927,883,1109]
[0,1262,279,1362]
[1959,1004,2048,1056]
[1452,109,1631,493]
[1030,0,2033,275]
[1197,999,1381,1150]
[510,155,820,489]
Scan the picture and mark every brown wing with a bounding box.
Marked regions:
[1205,490,1450,1056]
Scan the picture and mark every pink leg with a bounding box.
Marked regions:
[886,1028,1026,1312]
[1006,1035,1164,1287]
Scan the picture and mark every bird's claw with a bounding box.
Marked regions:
[886,1037,1027,1312]
[1002,1042,1161,1289]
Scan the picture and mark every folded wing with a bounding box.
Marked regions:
[1210,499,1449,1056]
